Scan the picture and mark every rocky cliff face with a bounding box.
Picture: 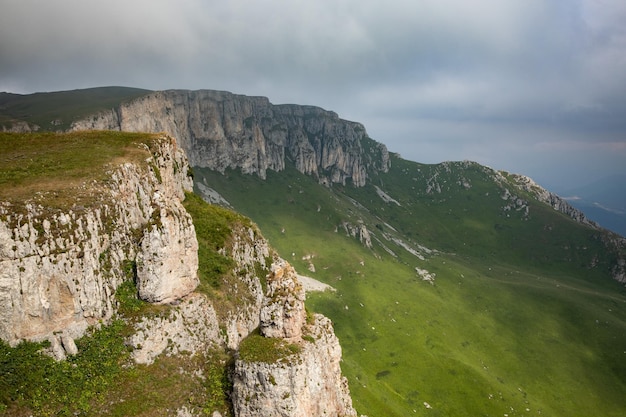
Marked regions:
[0,134,197,356]
[1,131,359,415]
[71,89,390,187]
[232,260,357,417]
[507,173,600,228]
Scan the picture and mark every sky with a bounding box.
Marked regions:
[1,0,625,191]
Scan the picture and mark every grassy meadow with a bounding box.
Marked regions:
[0,130,155,206]
[195,159,626,417]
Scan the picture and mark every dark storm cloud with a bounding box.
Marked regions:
[1,0,624,188]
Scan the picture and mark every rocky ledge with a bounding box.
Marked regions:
[232,260,357,417]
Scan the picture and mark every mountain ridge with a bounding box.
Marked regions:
[69,89,391,187]
[2,87,609,241]
[1,87,625,416]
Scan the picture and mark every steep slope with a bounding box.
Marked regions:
[195,156,626,417]
[0,132,357,417]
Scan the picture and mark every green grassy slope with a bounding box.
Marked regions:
[194,158,626,417]
[0,86,150,131]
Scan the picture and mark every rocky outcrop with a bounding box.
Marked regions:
[71,89,390,187]
[340,221,373,249]
[232,315,357,417]
[260,259,307,340]
[507,173,600,228]
[1,120,39,132]
[124,223,271,363]
[128,293,220,365]
[0,134,197,354]
[221,224,270,350]
[232,259,357,417]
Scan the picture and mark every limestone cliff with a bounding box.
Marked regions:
[232,260,357,417]
[0,134,197,356]
[71,89,390,186]
[0,131,359,416]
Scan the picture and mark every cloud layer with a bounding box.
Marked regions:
[1,0,625,189]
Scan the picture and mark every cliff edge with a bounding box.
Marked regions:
[71,89,390,187]
[0,131,358,416]
[0,132,197,354]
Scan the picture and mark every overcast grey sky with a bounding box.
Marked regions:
[1,0,625,190]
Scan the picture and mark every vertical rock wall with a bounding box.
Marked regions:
[0,135,198,354]
[71,89,390,187]
[232,259,358,417]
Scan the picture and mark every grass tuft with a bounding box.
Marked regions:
[238,329,301,363]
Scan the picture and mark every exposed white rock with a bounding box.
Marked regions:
[232,314,357,417]
[260,259,306,340]
[71,89,391,187]
[374,185,401,206]
[136,206,199,304]
[196,181,232,207]
[0,134,197,350]
[297,274,335,293]
[341,221,372,248]
[416,267,436,284]
[129,293,220,365]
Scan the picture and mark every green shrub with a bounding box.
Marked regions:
[115,279,146,317]
[183,191,251,290]
[238,329,301,363]
[0,320,128,416]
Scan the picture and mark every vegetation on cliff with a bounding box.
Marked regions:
[0,132,243,416]
[0,130,154,206]
[2,89,626,416]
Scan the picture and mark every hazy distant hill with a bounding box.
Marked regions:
[560,174,626,237]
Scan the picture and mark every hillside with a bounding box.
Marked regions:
[195,157,626,416]
[0,131,356,416]
[1,88,626,416]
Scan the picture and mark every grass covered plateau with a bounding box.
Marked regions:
[0,130,155,206]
